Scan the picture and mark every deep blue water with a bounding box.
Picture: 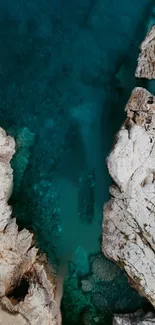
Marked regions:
[0,0,154,323]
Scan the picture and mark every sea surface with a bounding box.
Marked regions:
[0,0,154,323]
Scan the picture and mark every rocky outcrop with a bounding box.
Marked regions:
[135,25,155,79]
[0,127,58,324]
[102,87,155,307]
[113,310,155,325]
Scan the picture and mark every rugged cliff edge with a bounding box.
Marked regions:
[135,25,155,79]
[102,87,155,306]
[102,25,155,314]
[0,127,58,324]
[113,310,155,325]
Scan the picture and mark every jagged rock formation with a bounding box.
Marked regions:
[113,310,155,325]
[0,127,58,324]
[102,87,155,307]
[135,25,155,79]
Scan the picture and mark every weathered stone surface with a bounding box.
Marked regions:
[113,310,155,325]
[0,127,58,325]
[102,87,155,307]
[135,25,155,79]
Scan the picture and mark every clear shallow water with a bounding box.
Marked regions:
[0,0,154,323]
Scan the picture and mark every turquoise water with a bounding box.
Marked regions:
[0,0,154,323]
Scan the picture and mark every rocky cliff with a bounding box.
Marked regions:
[103,25,155,322]
[0,127,58,324]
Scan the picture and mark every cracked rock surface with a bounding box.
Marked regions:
[135,25,155,79]
[0,127,58,325]
[102,87,155,307]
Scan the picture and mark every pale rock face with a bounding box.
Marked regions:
[0,127,58,325]
[102,87,155,307]
[113,310,155,325]
[135,25,155,79]
[0,305,28,325]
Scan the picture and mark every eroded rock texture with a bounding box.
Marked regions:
[113,310,155,325]
[0,127,58,325]
[135,25,155,79]
[102,87,155,307]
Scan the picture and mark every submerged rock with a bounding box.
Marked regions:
[81,277,93,292]
[135,25,155,79]
[81,253,120,295]
[78,170,95,224]
[73,246,90,276]
[0,127,58,325]
[91,254,120,283]
[102,87,155,307]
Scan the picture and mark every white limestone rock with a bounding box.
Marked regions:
[0,127,58,325]
[135,25,155,79]
[102,87,155,307]
[113,310,155,325]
